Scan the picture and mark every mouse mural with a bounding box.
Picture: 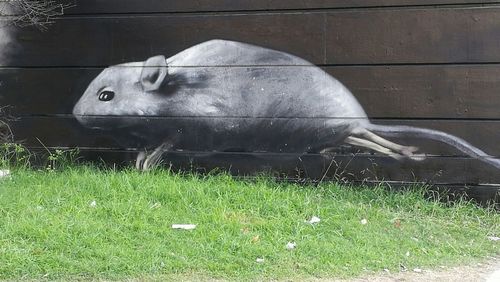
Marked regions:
[72,39,500,171]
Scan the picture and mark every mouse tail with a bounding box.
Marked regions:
[365,123,500,170]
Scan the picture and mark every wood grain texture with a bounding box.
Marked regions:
[64,148,500,204]
[6,7,500,66]
[2,65,500,119]
[29,147,500,184]
[62,0,500,14]
[10,116,500,157]
[324,7,500,64]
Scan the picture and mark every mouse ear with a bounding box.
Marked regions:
[140,55,168,92]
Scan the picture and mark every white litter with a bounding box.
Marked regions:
[0,169,10,178]
[150,202,161,209]
[89,200,97,208]
[306,216,321,224]
[361,218,368,225]
[171,224,197,230]
[487,236,500,241]
[406,251,410,257]
[286,242,296,250]
[256,258,265,263]
[413,268,422,273]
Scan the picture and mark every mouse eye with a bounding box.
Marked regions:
[98,90,115,102]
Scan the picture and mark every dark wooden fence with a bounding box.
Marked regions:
[1,1,500,197]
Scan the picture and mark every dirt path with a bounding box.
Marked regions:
[341,257,500,282]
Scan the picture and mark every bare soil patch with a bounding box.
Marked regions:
[340,256,500,282]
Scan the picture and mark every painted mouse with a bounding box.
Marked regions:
[73,39,500,170]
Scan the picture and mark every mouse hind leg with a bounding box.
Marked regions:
[350,128,424,161]
[344,136,405,160]
[136,142,173,171]
[135,151,147,170]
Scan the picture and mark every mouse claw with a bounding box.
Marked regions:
[140,142,173,171]
[388,153,406,161]
[400,146,419,157]
[136,151,147,170]
[408,154,427,162]
[407,146,419,154]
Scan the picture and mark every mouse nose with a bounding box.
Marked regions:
[72,101,82,116]
[72,101,86,122]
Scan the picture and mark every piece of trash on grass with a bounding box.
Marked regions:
[405,251,410,257]
[251,235,260,243]
[383,269,390,273]
[150,202,161,209]
[0,169,10,178]
[89,200,97,208]
[487,236,500,241]
[306,216,321,224]
[171,224,196,230]
[361,218,368,225]
[413,268,422,273]
[286,242,296,250]
[256,257,265,263]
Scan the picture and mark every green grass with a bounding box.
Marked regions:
[0,166,498,280]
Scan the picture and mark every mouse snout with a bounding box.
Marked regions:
[72,100,84,117]
[72,100,89,126]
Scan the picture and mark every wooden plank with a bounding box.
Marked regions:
[325,7,500,64]
[61,1,500,14]
[0,68,101,116]
[5,13,325,67]
[2,65,500,119]
[159,154,500,184]
[56,148,500,203]
[331,65,500,119]
[9,116,500,158]
[6,7,500,66]
[27,148,500,184]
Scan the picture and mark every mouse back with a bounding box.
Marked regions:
[167,39,311,66]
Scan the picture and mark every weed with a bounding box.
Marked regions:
[0,143,31,168]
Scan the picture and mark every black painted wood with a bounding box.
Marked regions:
[5,7,500,66]
[70,148,500,204]
[41,148,500,184]
[3,65,500,119]
[9,116,500,158]
[61,0,500,14]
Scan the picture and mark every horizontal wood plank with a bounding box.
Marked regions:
[26,148,500,184]
[9,116,500,158]
[61,1,500,14]
[2,65,500,119]
[5,7,500,66]
[72,148,500,202]
[325,7,500,64]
